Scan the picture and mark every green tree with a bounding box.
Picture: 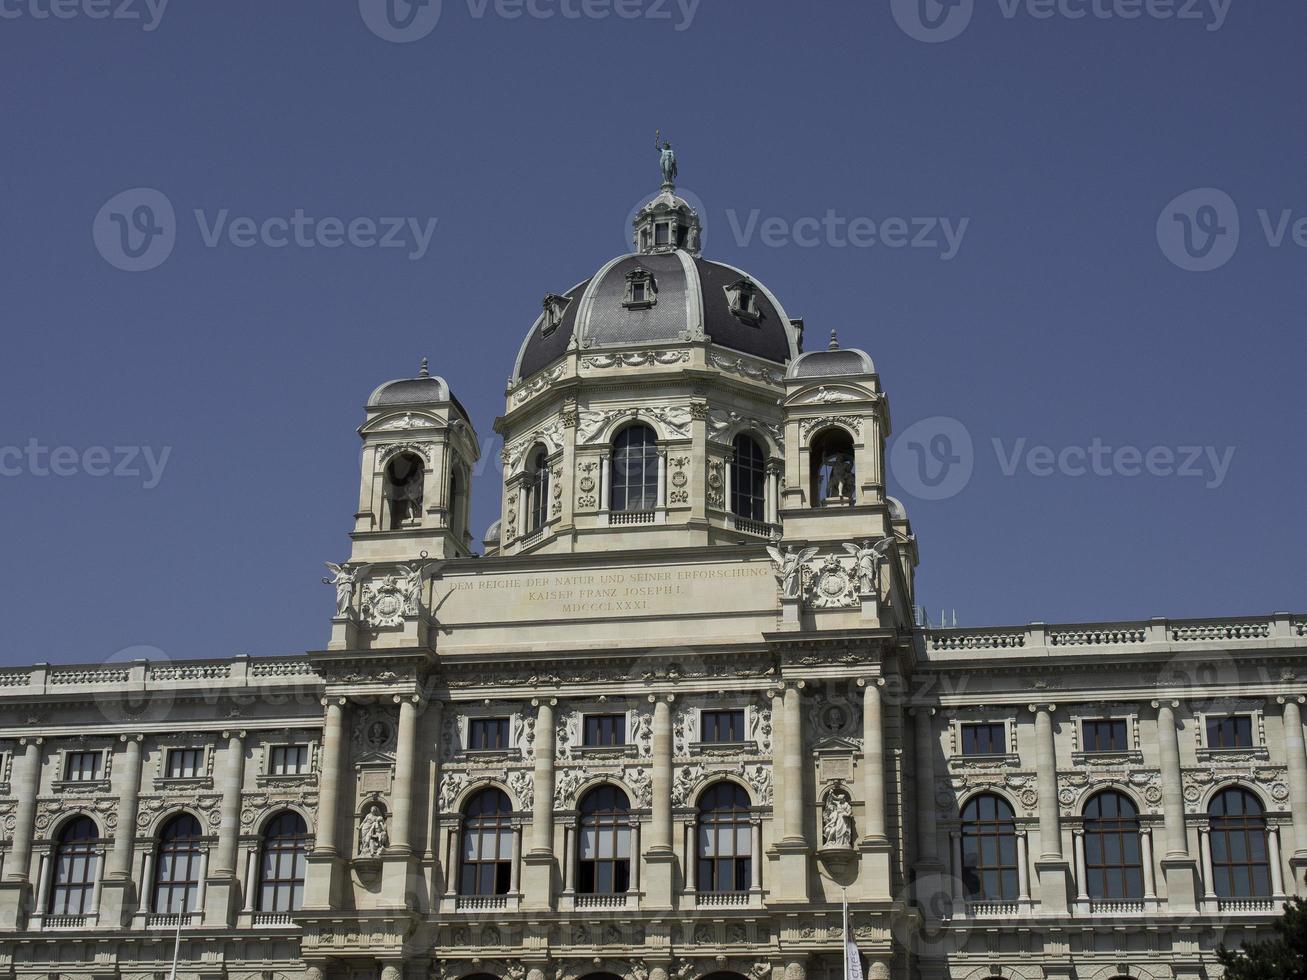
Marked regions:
[1217,897,1307,980]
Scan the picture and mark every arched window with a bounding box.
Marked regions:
[810,428,855,505]
[730,434,766,522]
[153,813,204,914]
[526,446,550,534]
[1083,791,1144,901]
[48,816,100,916]
[577,785,631,894]
[258,811,309,913]
[383,452,424,530]
[459,788,513,896]
[610,425,658,512]
[1209,788,1270,899]
[960,794,1019,902]
[697,782,752,893]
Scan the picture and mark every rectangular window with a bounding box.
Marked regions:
[583,714,626,747]
[166,748,204,779]
[269,744,309,775]
[654,223,669,246]
[631,282,647,303]
[960,722,1007,756]
[700,709,746,744]
[469,717,511,751]
[1082,719,1129,753]
[64,751,102,782]
[1207,715,1254,749]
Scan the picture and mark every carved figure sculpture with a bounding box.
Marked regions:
[358,804,388,857]
[766,544,817,599]
[822,790,854,848]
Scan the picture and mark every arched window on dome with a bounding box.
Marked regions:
[1082,791,1144,901]
[1208,787,1271,899]
[810,428,855,505]
[959,794,1019,903]
[258,811,309,913]
[525,446,550,536]
[48,816,100,916]
[459,788,514,897]
[577,785,632,895]
[610,425,658,513]
[696,782,753,893]
[730,433,767,524]
[152,813,205,914]
[383,452,424,530]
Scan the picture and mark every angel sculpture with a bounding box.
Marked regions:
[766,543,817,599]
[323,561,370,618]
[843,536,894,596]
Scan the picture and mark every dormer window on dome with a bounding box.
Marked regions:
[622,268,657,310]
[540,293,570,337]
[633,191,702,257]
[725,277,761,324]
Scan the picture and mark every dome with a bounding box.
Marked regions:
[786,331,875,379]
[513,251,801,381]
[367,359,468,419]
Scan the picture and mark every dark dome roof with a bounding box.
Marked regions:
[786,334,875,379]
[513,252,800,381]
[367,367,468,421]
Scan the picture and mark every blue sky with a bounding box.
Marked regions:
[0,0,1302,664]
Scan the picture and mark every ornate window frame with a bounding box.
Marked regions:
[685,703,758,757]
[256,735,319,787]
[454,704,527,761]
[51,742,113,794]
[153,741,215,791]
[946,714,1019,768]
[1068,704,1143,766]
[724,277,762,324]
[540,293,570,337]
[1195,702,1269,763]
[622,267,658,310]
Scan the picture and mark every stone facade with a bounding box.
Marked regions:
[0,169,1303,980]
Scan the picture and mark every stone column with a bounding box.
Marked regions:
[774,683,810,902]
[106,735,143,881]
[99,734,145,924]
[523,697,556,909]
[6,738,42,882]
[859,677,891,899]
[912,708,939,865]
[645,694,676,907]
[862,679,886,842]
[304,697,348,910]
[1280,696,1307,873]
[391,695,419,853]
[317,698,348,856]
[782,684,805,843]
[651,697,673,851]
[1154,698,1199,911]
[1031,703,1072,913]
[202,730,247,926]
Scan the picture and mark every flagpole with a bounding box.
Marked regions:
[841,888,852,980]
[168,907,182,980]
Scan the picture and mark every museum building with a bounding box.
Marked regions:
[0,157,1304,980]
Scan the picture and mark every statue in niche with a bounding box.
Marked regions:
[825,453,855,499]
[358,804,388,857]
[822,790,854,848]
[384,454,424,528]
